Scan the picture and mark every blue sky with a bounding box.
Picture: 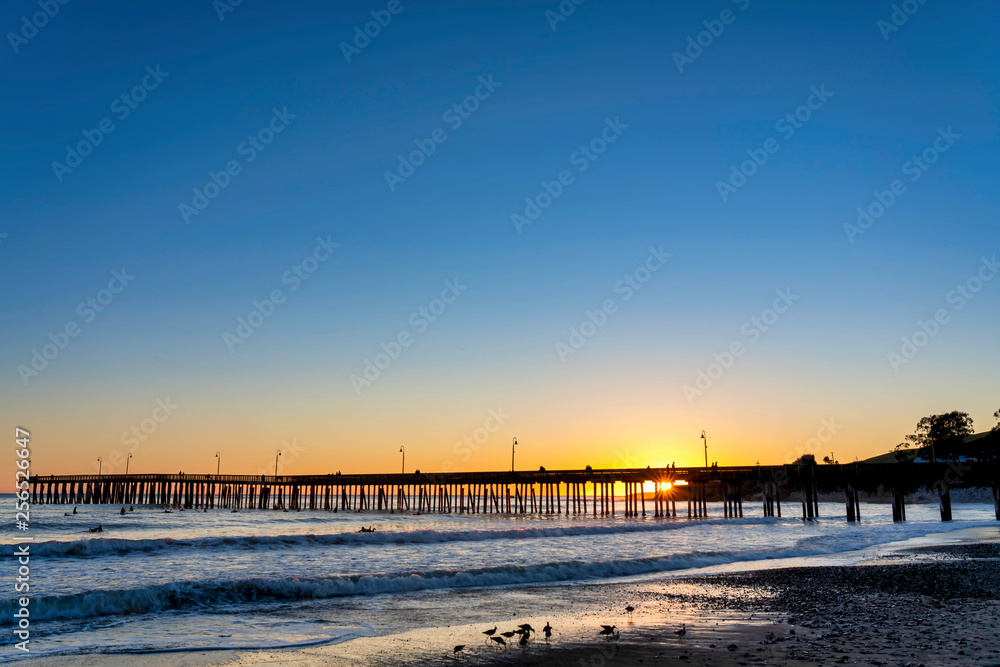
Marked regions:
[2,0,998,476]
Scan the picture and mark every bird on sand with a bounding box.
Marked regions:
[599,625,617,636]
[482,626,497,641]
[542,622,553,640]
[500,630,516,639]
[490,636,506,649]
[453,645,465,657]
[518,623,535,635]
[625,605,635,620]
[519,632,529,647]
[675,624,687,637]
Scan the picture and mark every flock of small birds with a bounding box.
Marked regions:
[450,605,689,658]
[472,622,543,653]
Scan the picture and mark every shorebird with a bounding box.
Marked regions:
[599,625,617,636]
[482,626,497,641]
[519,632,529,647]
[518,623,535,635]
[675,624,687,637]
[500,630,516,639]
[625,605,635,620]
[490,636,506,650]
[453,645,465,658]
[542,622,553,640]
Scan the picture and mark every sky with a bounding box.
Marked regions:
[1,0,998,487]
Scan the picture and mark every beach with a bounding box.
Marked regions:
[218,540,1000,666]
[26,536,999,667]
[11,500,999,666]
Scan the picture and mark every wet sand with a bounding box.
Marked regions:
[27,542,1000,666]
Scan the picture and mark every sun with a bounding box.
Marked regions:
[642,481,674,492]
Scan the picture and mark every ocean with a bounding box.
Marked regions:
[4,496,998,661]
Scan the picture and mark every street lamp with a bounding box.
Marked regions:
[97,457,102,476]
[399,446,405,474]
[274,449,281,478]
[511,437,517,472]
[701,430,708,468]
[215,451,221,475]
[125,453,132,476]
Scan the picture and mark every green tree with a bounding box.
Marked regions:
[895,411,974,463]
[792,454,816,466]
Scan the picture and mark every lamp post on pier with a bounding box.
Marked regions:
[399,446,405,474]
[701,430,708,467]
[511,437,517,472]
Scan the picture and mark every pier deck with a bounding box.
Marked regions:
[30,462,1000,522]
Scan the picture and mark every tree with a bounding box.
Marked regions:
[822,455,838,464]
[792,454,816,466]
[895,411,974,463]
[968,409,1000,462]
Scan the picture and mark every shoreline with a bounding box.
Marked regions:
[220,540,1000,666]
[22,528,1000,666]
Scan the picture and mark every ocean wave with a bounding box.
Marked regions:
[31,517,778,558]
[4,530,917,624]
[15,516,999,623]
[4,552,740,622]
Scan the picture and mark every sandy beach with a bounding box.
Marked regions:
[27,537,1000,667]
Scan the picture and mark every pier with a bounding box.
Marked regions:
[30,462,1000,522]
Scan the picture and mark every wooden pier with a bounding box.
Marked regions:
[30,462,1000,522]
